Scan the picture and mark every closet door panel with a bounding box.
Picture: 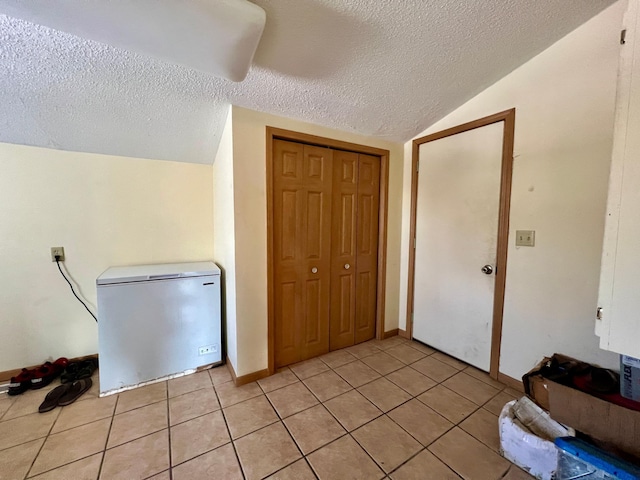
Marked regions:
[355,154,380,344]
[330,150,358,350]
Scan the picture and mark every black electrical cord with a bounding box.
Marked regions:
[55,257,98,323]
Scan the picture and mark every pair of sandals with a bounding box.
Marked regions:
[61,359,97,384]
[8,357,69,396]
[39,378,93,413]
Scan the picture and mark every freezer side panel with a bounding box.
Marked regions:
[97,275,222,394]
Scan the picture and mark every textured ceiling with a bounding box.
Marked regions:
[0,0,615,164]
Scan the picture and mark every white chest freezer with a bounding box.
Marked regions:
[97,261,222,395]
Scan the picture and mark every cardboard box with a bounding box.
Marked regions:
[621,355,640,402]
[528,375,550,411]
[548,381,640,459]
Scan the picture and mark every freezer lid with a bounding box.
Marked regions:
[97,261,220,285]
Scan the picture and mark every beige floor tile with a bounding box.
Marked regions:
[100,429,169,480]
[0,410,59,451]
[464,366,507,390]
[323,390,382,432]
[223,395,278,439]
[215,381,262,408]
[459,408,500,452]
[168,371,212,398]
[357,378,412,412]
[115,382,167,414]
[373,336,407,351]
[28,453,102,480]
[361,352,405,375]
[258,369,298,393]
[387,399,453,446]
[410,356,459,382]
[30,418,110,476]
[289,358,329,380]
[389,449,460,480]
[418,385,478,423]
[208,365,233,386]
[347,342,382,359]
[431,352,468,370]
[52,395,117,434]
[0,438,43,480]
[284,404,346,454]
[352,415,422,473]
[503,465,536,479]
[266,382,318,418]
[408,341,436,355]
[171,410,230,465]
[386,366,437,396]
[385,344,427,365]
[79,375,102,402]
[266,459,316,480]
[443,372,501,405]
[172,443,242,480]
[429,427,510,480]
[334,360,380,388]
[234,422,301,480]
[307,434,384,480]
[169,388,219,425]
[0,395,14,419]
[483,391,518,416]
[302,370,351,401]
[2,384,58,420]
[145,471,170,480]
[108,400,168,448]
[318,349,357,369]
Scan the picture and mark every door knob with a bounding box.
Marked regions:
[481,265,494,275]
[311,267,318,274]
[344,263,350,270]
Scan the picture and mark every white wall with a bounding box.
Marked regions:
[212,108,238,370]
[229,107,404,376]
[400,1,625,379]
[0,142,214,372]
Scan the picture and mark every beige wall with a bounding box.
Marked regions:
[399,1,625,379]
[0,142,214,372]
[229,106,404,376]
[212,108,238,369]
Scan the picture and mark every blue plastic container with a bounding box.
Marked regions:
[555,437,640,480]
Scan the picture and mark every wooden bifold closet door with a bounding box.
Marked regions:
[273,139,380,368]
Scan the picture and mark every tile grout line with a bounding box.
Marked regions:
[96,391,120,480]
[23,407,62,480]
[166,381,174,480]
[213,378,246,480]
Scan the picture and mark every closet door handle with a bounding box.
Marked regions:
[311,267,318,274]
[344,263,350,270]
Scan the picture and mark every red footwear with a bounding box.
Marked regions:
[30,357,68,390]
[8,368,34,396]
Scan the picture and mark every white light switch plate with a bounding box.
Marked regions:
[516,230,535,247]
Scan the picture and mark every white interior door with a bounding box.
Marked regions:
[412,122,503,372]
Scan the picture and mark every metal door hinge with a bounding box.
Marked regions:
[596,307,603,320]
[621,29,627,45]
[411,312,414,324]
[413,237,416,249]
[416,159,420,172]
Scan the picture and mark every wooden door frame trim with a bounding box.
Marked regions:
[266,127,390,375]
[405,108,516,380]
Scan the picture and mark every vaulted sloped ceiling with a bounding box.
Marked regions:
[0,0,614,164]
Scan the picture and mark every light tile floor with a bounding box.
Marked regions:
[0,336,535,480]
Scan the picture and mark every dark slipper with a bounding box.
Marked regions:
[8,368,35,396]
[60,362,81,384]
[39,384,72,413]
[58,378,92,406]
[76,359,97,380]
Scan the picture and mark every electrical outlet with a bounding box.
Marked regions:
[51,246,65,262]
[198,344,218,356]
[515,230,535,247]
